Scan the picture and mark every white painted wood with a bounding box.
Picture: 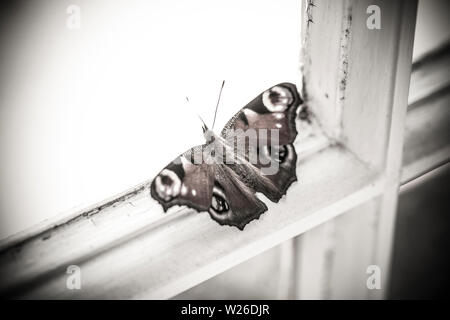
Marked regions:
[296,0,417,300]
[174,243,285,300]
[402,88,450,183]
[0,180,161,252]
[402,43,450,183]
[402,146,450,184]
[300,0,347,140]
[277,239,296,299]
[409,42,450,106]
[370,0,418,299]
[177,5,450,300]
[295,218,335,299]
[0,107,386,299]
[1,0,444,300]
[401,162,450,193]
[0,144,384,298]
[295,197,383,300]
[301,0,414,169]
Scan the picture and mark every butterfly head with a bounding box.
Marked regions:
[203,127,216,144]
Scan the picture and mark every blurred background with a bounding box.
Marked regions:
[0,0,301,239]
[0,0,449,299]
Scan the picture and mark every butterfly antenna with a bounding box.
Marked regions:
[212,80,225,130]
[186,97,208,132]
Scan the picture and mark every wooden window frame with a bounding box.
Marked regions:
[2,0,447,299]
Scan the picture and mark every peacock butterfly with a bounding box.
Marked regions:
[150,82,302,230]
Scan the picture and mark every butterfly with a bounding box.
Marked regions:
[150,82,303,230]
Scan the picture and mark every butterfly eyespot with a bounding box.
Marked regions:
[262,85,293,112]
[261,145,289,164]
[275,145,288,163]
[154,169,181,202]
[211,194,229,213]
[209,185,231,216]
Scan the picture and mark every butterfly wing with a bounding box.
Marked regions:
[221,82,301,144]
[150,145,214,213]
[221,82,302,202]
[150,145,267,230]
[209,164,268,230]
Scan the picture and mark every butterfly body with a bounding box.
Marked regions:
[150,83,302,230]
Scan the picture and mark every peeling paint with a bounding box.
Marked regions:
[336,1,353,139]
[0,182,151,255]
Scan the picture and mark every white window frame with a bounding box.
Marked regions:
[2,0,447,300]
